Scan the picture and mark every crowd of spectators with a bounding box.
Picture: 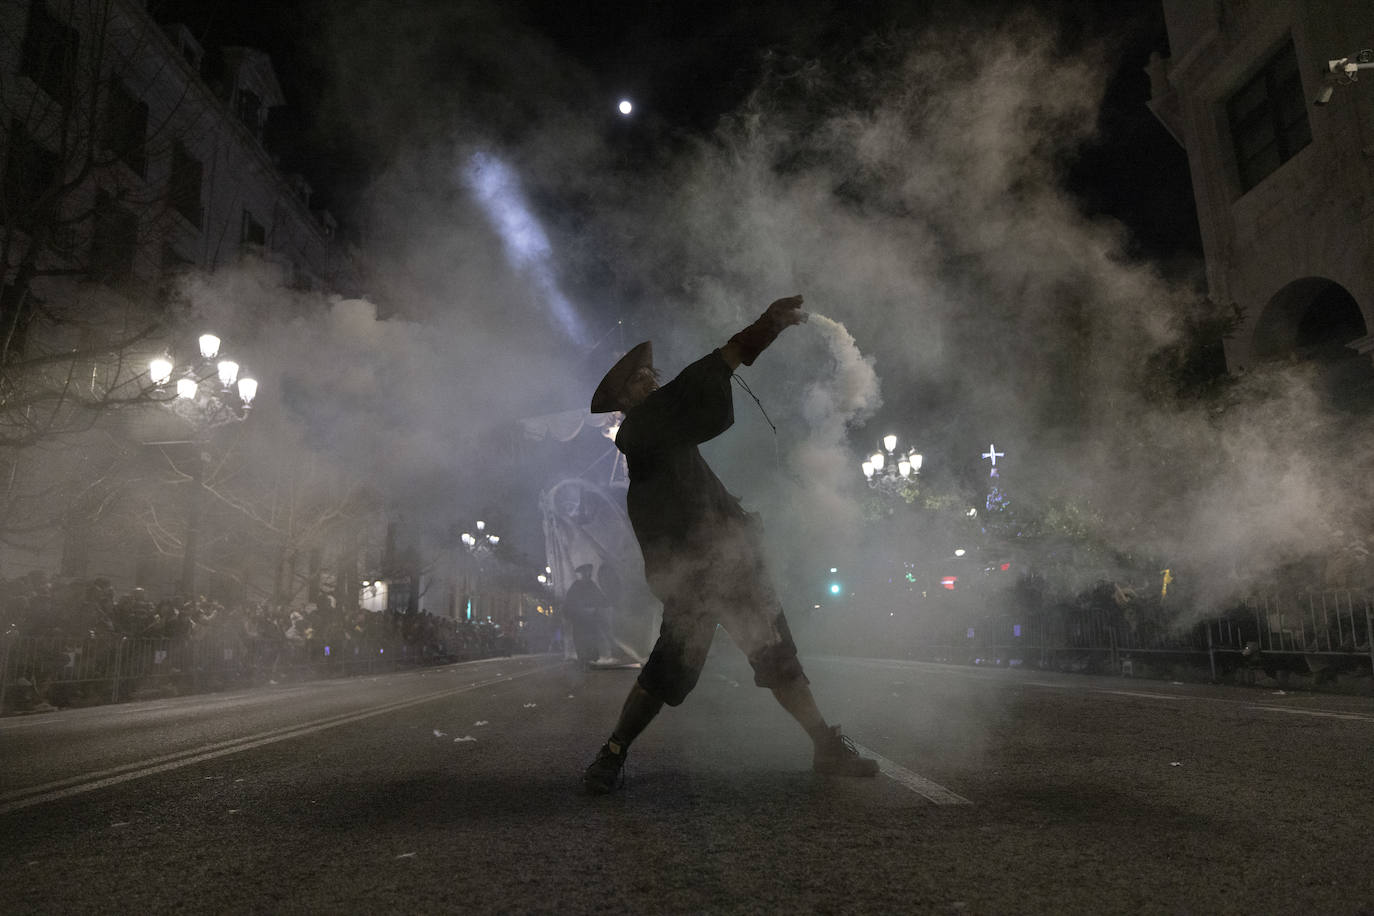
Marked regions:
[1,570,527,712]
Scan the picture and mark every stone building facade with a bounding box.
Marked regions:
[0,0,359,590]
[1147,0,1374,372]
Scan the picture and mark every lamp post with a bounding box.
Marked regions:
[459,520,500,621]
[146,332,262,599]
[860,433,922,496]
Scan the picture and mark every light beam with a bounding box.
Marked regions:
[463,152,590,347]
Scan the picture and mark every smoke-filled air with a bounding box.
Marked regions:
[171,0,1368,642]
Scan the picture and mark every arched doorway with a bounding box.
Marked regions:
[1252,278,1373,410]
[1252,278,1368,361]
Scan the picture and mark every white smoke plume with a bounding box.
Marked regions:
[144,1,1372,631]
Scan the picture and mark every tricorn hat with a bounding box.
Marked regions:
[590,340,652,414]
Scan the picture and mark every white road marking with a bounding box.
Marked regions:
[1245,705,1374,723]
[851,742,973,806]
[0,662,559,815]
[1098,689,1194,701]
[817,656,1374,724]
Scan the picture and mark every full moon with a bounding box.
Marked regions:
[618,99,633,115]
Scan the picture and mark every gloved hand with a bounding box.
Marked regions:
[727,295,807,366]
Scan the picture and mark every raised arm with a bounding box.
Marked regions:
[720,294,808,370]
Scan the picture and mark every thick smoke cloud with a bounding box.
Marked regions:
[182,1,1369,625]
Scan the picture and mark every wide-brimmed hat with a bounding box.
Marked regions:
[590,340,652,414]
[574,563,595,576]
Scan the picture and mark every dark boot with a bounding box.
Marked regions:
[813,725,879,777]
[583,741,627,794]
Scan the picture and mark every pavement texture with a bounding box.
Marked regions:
[3,651,1374,914]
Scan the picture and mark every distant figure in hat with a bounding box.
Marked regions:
[564,563,613,668]
[582,294,877,794]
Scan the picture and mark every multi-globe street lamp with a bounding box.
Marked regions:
[146,332,262,599]
[148,333,259,424]
[860,433,922,496]
[460,519,500,552]
[458,520,501,621]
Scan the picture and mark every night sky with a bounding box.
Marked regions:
[149,0,1201,267]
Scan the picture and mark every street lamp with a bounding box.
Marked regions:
[460,519,500,552]
[148,331,260,427]
[459,520,501,622]
[861,433,922,495]
[145,332,263,599]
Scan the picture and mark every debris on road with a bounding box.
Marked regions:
[523,702,537,708]
[433,729,446,738]
[474,720,489,726]
[453,735,477,743]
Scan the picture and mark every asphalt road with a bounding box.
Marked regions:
[3,652,1374,914]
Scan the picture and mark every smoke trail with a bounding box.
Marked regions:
[462,151,590,347]
[740,313,881,593]
[803,314,881,426]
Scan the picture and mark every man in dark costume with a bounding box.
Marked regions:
[582,294,877,794]
[564,563,612,668]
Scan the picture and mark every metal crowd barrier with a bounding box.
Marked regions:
[845,588,1373,685]
[0,632,484,713]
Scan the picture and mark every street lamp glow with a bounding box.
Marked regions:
[870,452,884,471]
[537,574,547,584]
[149,357,173,385]
[476,520,486,531]
[883,434,897,452]
[198,333,221,359]
[237,376,258,404]
[217,360,239,387]
[897,458,911,478]
[176,377,198,399]
[909,452,923,473]
[861,460,874,479]
[618,99,633,115]
[954,548,966,557]
[487,535,500,545]
[462,532,476,547]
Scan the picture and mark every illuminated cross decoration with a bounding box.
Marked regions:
[981,443,1004,478]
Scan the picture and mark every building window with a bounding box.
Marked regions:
[168,141,203,228]
[90,190,139,282]
[103,80,148,177]
[235,88,262,136]
[1227,39,1311,193]
[20,0,80,103]
[240,209,266,247]
[2,120,61,228]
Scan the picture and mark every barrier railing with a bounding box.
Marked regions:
[826,588,1373,685]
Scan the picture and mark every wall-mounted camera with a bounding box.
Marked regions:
[1314,49,1374,106]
